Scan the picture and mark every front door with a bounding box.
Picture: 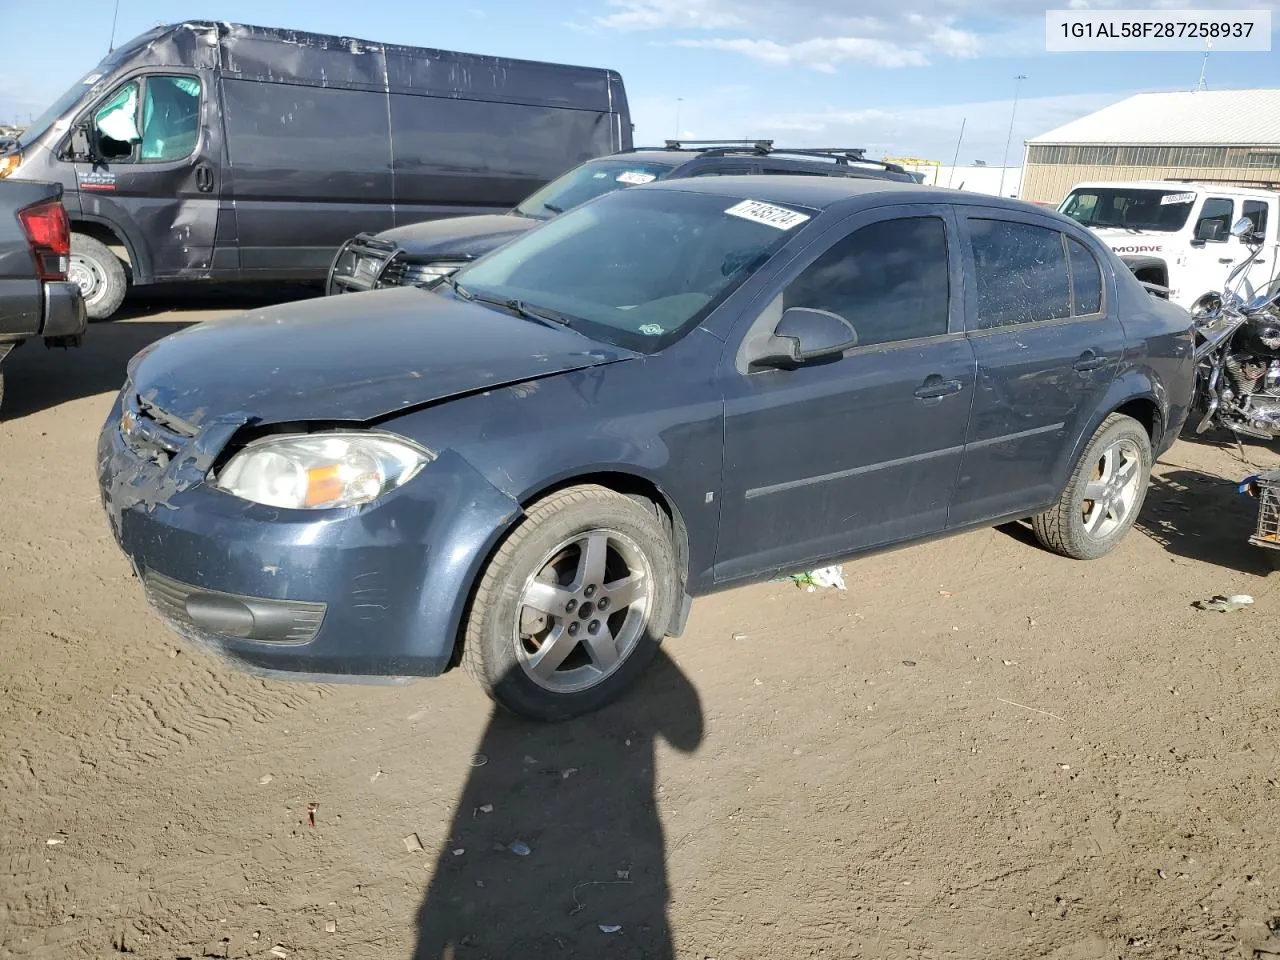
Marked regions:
[948,211,1126,528]
[1182,195,1237,303]
[715,207,976,582]
[74,71,220,280]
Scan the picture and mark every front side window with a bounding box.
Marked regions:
[969,219,1071,328]
[454,189,809,352]
[93,75,201,163]
[1195,198,1234,242]
[513,159,675,219]
[782,216,950,347]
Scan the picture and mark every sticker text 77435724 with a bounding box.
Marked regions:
[724,199,811,230]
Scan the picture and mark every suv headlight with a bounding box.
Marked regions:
[212,432,433,509]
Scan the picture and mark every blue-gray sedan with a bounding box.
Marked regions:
[98,176,1195,720]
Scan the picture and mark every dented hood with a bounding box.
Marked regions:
[130,286,639,426]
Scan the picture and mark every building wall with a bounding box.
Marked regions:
[1022,161,1280,205]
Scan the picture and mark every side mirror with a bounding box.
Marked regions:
[1194,218,1224,243]
[753,307,858,368]
[68,123,95,162]
[1231,216,1254,238]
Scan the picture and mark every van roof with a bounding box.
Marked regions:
[1068,180,1278,199]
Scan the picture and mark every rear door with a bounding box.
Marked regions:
[74,72,219,280]
[948,210,1126,528]
[714,205,976,581]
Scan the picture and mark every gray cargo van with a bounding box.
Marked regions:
[0,21,631,319]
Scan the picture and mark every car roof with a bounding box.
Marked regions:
[592,147,915,181]
[633,173,1036,213]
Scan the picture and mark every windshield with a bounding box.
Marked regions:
[16,69,112,149]
[513,159,676,220]
[1059,187,1197,232]
[455,188,814,352]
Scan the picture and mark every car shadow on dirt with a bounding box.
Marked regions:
[0,284,320,421]
[412,649,703,960]
[1135,468,1274,577]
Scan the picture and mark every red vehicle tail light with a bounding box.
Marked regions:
[17,198,71,282]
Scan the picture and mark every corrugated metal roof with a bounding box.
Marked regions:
[1028,89,1280,146]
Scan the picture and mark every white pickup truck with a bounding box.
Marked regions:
[1057,180,1279,310]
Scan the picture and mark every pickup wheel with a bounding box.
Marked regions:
[69,233,127,321]
[462,485,678,722]
[1032,413,1152,560]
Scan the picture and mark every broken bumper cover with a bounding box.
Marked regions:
[96,397,521,680]
[41,280,87,339]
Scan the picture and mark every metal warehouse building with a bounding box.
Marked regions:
[1020,89,1280,205]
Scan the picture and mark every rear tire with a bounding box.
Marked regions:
[462,484,678,722]
[1033,413,1152,560]
[69,233,127,321]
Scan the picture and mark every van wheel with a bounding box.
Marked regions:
[1032,413,1152,560]
[69,233,127,321]
[462,485,678,722]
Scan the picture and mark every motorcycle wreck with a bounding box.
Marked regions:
[1186,216,1280,440]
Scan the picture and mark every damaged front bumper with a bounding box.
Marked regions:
[96,388,522,681]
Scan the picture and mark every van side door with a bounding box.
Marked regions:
[75,72,220,282]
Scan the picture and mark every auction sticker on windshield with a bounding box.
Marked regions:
[725,200,811,230]
[1160,192,1196,205]
[617,171,657,185]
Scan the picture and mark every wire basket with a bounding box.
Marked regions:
[1251,472,1280,549]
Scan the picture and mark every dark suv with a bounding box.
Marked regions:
[326,140,921,295]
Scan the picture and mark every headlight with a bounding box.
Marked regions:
[403,261,467,287]
[0,153,20,179]
[212,432,433,509]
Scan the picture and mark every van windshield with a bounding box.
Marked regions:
[17,71,112,149]
[1059,187,1197,232]
[513,159,676,220]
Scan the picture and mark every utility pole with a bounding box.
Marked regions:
[1195,38,1211,91]
[948,117,966,188]
[109,0,121,52]
[999,74,1027,198]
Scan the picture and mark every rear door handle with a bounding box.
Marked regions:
[914,377,963,400]
[1073,350,1108,373]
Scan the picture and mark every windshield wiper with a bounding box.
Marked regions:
[440,273,473,300]
[542,202,564,215]
[463,288,579,331]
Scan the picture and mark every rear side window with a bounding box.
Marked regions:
[1067,237,1103,315]
[1243,200,1269,235]
[783,216,950,347]
[969,219,1071,328]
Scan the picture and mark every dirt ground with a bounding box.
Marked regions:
[3,290,1280,960]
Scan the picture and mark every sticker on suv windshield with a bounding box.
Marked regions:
[617,171,657,185]
[724,199,811,230]
[638,323,664,336]
[1160,192,1196,205]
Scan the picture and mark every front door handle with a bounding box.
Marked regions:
[195,162,214,193]
[914,377,963,400]
[1073,350,1108,373]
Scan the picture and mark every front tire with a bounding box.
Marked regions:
[1033,413,1152,560]
[69,233,127,321]
[462,485,679,722]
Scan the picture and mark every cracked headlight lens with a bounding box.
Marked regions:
[212,432,433,509]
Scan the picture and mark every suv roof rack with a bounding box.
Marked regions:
[626,141,908,174]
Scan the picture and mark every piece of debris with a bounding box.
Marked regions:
[1158,869,1168,879]
[325,920,337,934]
[791,566,846,591]
[616,870,630,880]
[469,754,488,767]
[403,833,424,853]
[561,768,578,779]
[1002,659,1015,667]
[1026,616,1037,627]
[938,590,952,598]
[902,660,917,667]
[270,947,288,959]
[169,648,179,658]
[370,769,383,784]
[307,803,319,828]
[599,924,622,934]
[478,804,494,814]
[45,837,65,846]
[1195,595,1254,613]
[731,632,748,641]
[452,848,465,857]
[508,840,531,857]
[258,774,273,785]
[1059,764,1071,770]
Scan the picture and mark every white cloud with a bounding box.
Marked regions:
[674,36,929,70]
[595,0,745,31]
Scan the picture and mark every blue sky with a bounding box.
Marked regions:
[2,0,1278,164]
